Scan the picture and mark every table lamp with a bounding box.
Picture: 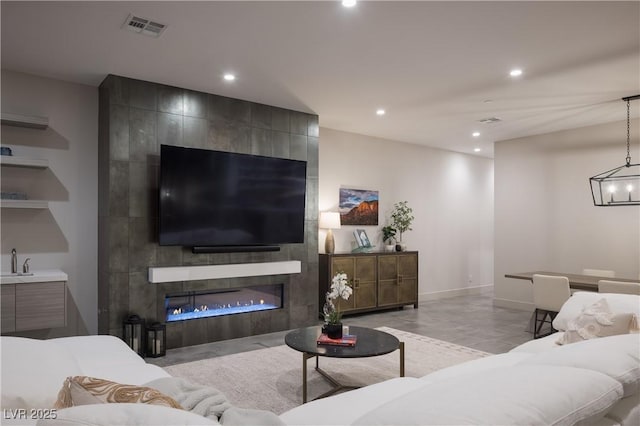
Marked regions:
[319,212,341,254]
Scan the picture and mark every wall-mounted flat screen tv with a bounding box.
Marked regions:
[159,144,307,248]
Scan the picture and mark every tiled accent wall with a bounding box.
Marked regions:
[98,75,319,349]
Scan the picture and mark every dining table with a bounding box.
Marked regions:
[505,271,639,292]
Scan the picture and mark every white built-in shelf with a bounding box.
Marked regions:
[0,199,49,209]
[1,113,49,130]
[148,260,302,283]
[0,155,49,169]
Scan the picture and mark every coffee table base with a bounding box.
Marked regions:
[301,341,405,403]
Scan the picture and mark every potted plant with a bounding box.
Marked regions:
[390,201,414,251]
[322,272,352,339]
[382,225,397,252]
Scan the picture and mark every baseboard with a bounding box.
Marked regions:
[419,284,493,302]
[493,298,534,311]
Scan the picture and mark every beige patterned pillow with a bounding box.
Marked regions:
[54,376,183,410]
[557,298,635,345]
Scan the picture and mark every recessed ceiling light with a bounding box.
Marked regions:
[223,73,236,82]
[472,132,480,137]
[342,0,357,7]
[376,109,386,116]
[474,148,482,153]
[510,68,523,77]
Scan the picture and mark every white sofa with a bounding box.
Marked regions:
[0,335,219,425]
[281,292,640,426]
[2,292,639,425]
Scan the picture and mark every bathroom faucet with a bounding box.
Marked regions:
[11,248,17,274]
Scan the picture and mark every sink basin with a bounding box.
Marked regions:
[1,272,34,277]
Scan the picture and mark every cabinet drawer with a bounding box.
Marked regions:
[15,281,66,331]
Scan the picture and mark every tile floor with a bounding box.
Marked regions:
[149,289,533,367]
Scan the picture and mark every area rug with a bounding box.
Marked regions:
[164,327,489,415]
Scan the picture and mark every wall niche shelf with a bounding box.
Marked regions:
[0,200,49,209]
[1,113,49,129]
[0,156,49,169]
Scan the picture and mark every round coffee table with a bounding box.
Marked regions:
[284,325,405,403]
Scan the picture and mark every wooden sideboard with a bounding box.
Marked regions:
[319,251,418,317]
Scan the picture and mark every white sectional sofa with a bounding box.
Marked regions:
[2,292,639,425]
[281,292,640,426]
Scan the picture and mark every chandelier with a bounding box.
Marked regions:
[589,95,640,206]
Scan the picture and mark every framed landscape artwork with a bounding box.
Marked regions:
[339,188,379,225]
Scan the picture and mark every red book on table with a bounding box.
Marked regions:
[316,333,357,346]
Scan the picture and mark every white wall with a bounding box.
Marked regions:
[319,127,494,299]
[1,70,98,334]
[494,119,640,310]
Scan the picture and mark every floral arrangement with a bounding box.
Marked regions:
[323,272,352,325]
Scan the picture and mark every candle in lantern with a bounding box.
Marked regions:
[132,337,139,353]
[608,184,616,203]
[627,184,633,202]
[154,339,161,355]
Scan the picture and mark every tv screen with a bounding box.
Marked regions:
[159,144,307,248]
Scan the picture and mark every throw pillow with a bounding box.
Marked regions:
[552,292,640,331]
[557,298,634,345]
[54,376,183,410]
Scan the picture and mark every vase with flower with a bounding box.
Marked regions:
[322,272,353,339]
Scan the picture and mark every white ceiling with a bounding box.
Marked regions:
[2,1,639,157]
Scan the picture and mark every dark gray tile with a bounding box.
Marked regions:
[158,85,184,115]
[129,79,158,111]
[109,161,129,217]
[208,118,251,153]
[290,111,308,135]
[307,136,319,177]
[251,128,272,156]
[184,116,207,149]
[129,162,157,218]
[130,108,157,161]
[251,104,272,129]
[271,107,290,132]
[129,272,157,323]
[109,217,129,273]
[129,218,157,272]
[272,131,290,158]
[209,95,251,124]
[102,75,129,106]
[109,105,129,161]
[156,245,183,267]
[308,115,319,137]
[184,90,207,118]
[305,178,319,221]
[290,135,308,161]
[108,272,129,332]
[157,112,183,147]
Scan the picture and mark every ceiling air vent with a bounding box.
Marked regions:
[477,117,502,124]
[122,14,167,38]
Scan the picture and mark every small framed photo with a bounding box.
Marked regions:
[354,229,372,248]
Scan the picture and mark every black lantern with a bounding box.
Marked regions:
[123,314,145,357]
[145,322,166,358]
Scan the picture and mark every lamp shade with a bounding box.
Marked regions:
[319,212,341,229]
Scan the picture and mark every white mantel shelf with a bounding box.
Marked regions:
[148,261,302,284]
[0,269,68,285]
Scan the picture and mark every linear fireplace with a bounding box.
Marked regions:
[165,284,283,322]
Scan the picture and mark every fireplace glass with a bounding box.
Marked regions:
[165,284,283,322]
